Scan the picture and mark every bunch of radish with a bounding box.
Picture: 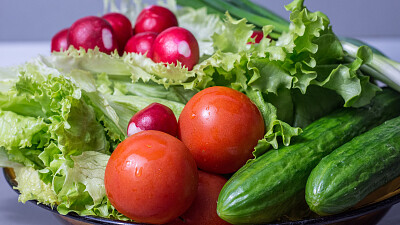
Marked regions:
[51,5,199,70]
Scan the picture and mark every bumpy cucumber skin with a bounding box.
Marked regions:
[306,116,400,215]
[217,89,400,224]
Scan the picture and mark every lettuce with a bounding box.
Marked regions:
[14,166,58,206]
[0,57,186,218]
[55,151,110,216]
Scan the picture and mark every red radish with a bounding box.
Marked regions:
[68,16,118,54]
[127,103,178,137]
[152,27,199,70]
[124,32,158,58]
[102,12,133,55]
[248,30,270,44]
[51,28,69,52]
[134,5,178,34]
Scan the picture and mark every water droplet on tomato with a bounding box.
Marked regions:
[135,167,143,177]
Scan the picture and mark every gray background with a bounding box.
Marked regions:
[0,0,399,42]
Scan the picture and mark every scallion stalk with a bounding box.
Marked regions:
[341,41,400,92]
[199,0,289,33]
[175,0,225,17]
[232,0,290,26]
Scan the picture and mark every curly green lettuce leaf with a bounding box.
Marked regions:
[56,151,110,215]
[246,89,301,157]
[96,73,197,103]
[47,47,204,89]
[15,166,58,206]
[39,150,127,219]
[212,13,254,53]
[13,61,110,155]
[0,147,23,168]
[175,7,224,56]
[0,110,49,168]
[0,110,49,150]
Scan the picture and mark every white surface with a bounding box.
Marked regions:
[1,40,400,225]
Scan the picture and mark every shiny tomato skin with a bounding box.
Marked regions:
[168,170,231,225]
[178,86,264,174]
[105,130,198,224]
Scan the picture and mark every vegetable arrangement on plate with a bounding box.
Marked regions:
[2,0,400,224]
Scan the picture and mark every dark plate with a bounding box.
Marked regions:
[4,167,400,225]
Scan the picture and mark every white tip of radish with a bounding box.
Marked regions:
[102,28,113,49]
[178,41,191,58]
[128,122,143,136]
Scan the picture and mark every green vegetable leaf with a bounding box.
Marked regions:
[212,13,254,53]
[0,110,49,150]
[246,89,302,157]
[15,166,58,206]
[56,151,110,215]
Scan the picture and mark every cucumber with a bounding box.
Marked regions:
[306,115,400,215]
[217,88,400,224]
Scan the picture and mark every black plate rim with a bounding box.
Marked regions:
[3,167,400,225]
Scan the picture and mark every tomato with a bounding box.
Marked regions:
[178,86,264,174]
[104,130,198,224]
[168,170,231,225]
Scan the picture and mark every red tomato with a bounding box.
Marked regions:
[105,130,198,224]
[168,170,231,225]
[178,86,264,174]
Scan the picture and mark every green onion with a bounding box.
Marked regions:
[341,41,400,92]
[199,0,289,33]
[230,0,290,26]
[175,0,225,17]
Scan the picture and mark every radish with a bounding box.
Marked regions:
[127,103,178,137]
[124,32,158,58]
[134,5,178,34]
[102,12,133,55]
[248,30,270,44]
[68,16,118,54]
[51,28,69,52]
[152,27,199,71]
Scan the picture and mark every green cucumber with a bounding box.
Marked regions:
[306,115,400,215]
[217,88,400,224]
